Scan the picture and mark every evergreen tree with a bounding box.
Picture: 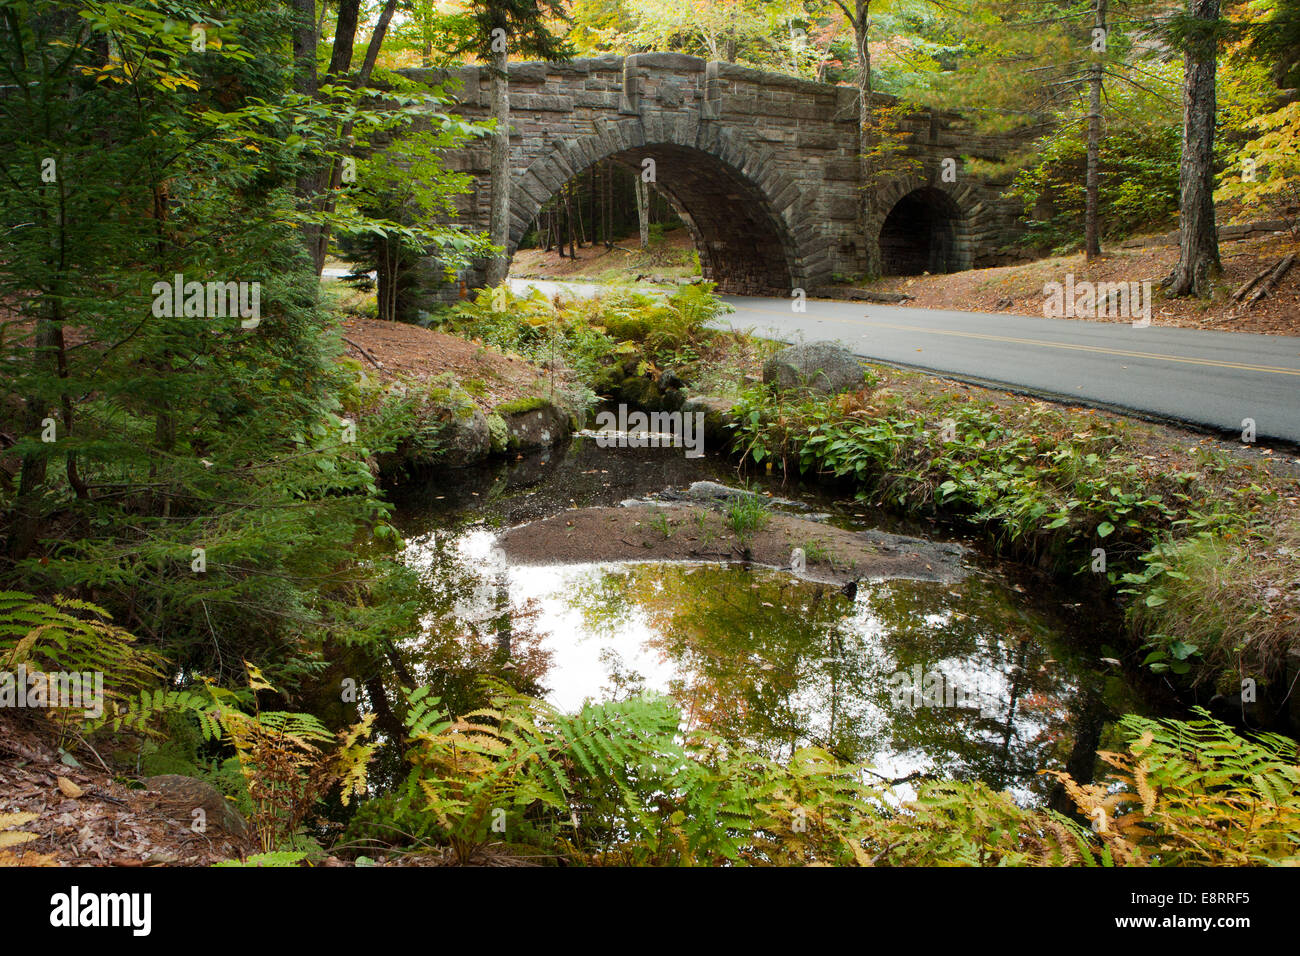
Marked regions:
[0,1,468,686]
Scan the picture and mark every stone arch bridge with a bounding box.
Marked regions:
[400,54,1032,298]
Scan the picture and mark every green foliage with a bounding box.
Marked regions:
[869,781,1092,866]
[337,98,493,322]
[1009,124,1182,253]
[394,683,876,865]
[0,0,441,689]
[1048,710,1300,866]
[1125,521,1300,686]
[1216,100,1300,236]
[356,683,1300,867]
[213,850,309,867]
[728,381,1280,682]
[435,284,729,391]
[724,491,770,542]
[0,592,162,727]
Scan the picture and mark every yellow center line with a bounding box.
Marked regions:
[725,303,1300,378]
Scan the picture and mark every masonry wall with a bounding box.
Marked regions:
[398,55,1028,300]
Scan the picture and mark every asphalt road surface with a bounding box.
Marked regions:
[718,294,1300,445]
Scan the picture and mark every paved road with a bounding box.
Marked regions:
[718,295,1300,444]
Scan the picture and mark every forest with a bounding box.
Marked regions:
[0,0,1299,906]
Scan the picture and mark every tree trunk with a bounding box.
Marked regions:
[1166,0,1222,297]
[634,175,650,249]
[852,1,880,277]
[588,165,597,247]
[485,45,512,287]
[604,161,613,248]
[566,184,577,258]
[356,0,397,85]
[292,0,320,269]
[308,0,398,276]
[326,0,361,79]
[1085,0,1107,260]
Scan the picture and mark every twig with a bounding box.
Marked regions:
[342,336,386,372]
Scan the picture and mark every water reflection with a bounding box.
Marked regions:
[391,442,1145,804]
[399,522,1140,802]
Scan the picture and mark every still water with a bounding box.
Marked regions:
[390,434,1149,803]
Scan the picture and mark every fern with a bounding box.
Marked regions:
[212,851,308,868]
[0,592,162,719]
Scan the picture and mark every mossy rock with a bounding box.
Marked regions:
[502,399,569,451]
[616,375,665,409]
[497,394,553,416]
[681,395,740,447]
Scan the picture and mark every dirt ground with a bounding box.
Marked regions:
[496,502,967,584]
[340,316,548,410]
[868,233,1300,335]
[0,712,254,866]
[510,227,698,283]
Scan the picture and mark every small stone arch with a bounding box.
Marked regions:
[870,176,976,276]
[508,116,819,294]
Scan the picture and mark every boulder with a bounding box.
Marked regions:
[681,395,739,446]
[143,774,253,842]
[440,406,491,463]
[762,341,867,396]
[500,399,569,451]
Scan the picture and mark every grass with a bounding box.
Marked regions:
[649,512,675,539]
[802,540,830,564]
[725,492,770,542]
[1130,520,1300,690]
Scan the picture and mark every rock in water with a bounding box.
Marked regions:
[762,341,866,396]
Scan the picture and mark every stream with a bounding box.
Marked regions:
[388,432,1153,805]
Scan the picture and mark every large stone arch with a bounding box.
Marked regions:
[398,56,1033,306]
[869,175,979,275]
[507,116,815,294]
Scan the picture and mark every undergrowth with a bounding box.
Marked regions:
[727,379,1295,689]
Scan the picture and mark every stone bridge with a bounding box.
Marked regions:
[401,53,1032,297]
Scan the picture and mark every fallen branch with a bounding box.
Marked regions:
[342,336,386,372]
[1243,253,1296,310]
[1231,261,1275,302]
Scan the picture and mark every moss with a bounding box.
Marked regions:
[487,413,508,454]
[591,363,626,395]
[496,394,552,416]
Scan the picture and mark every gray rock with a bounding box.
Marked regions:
[763,341,867,395]
[143,774,253,841]
[682,480,762,503]
[503,401,569,451]
[443,406,491,462]
[681,395,738,445]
